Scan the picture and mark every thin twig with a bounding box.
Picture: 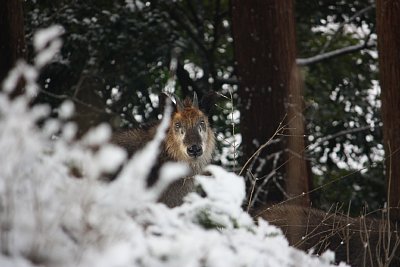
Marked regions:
[246,172,257,213]
[228,90,238,170]
[239,114,288,176]
[386,141,392,263]
[256,145,400,218]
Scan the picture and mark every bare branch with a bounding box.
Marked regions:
[185,0,203,32]
[298,4,376,66]
[239,114,288,176]
[164,6,208,55]
[211,0,222,52]
[219,42,375,81]
[39,88,111,115]
[297,41,375,66]
[320,4,376,53]
[215,77,239,86]
[308,125,376,151]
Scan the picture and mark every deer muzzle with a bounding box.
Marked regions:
[187,144,203,158]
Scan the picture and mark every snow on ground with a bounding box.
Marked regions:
[0,26,348,267]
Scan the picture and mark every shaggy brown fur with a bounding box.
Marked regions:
[255,205,400,267]
[111,93,215,207]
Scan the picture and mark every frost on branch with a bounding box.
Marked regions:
[0,26,347,267]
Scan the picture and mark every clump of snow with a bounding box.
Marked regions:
[125,0,145,12]
[178,165,253,230]
[0,26,348,267]
[2,61,38,97]
[82,123,112,146]
[58,100,75,119]
[34,25,64,68]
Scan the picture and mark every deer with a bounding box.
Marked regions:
[111,92,216,207]
[255,204,400,267]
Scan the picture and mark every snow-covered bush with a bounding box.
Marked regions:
[0,26,347,267]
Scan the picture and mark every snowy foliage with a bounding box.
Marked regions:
[0,27,348,267]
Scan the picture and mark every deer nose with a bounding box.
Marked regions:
[187,144,203,158]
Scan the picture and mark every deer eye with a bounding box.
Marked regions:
[199,120,206,131]
[175,122,181,129]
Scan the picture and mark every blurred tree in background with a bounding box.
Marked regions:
[0,0,26,96]
[18,0,384,214]
[231,0,310,208]
[376,0,400,222]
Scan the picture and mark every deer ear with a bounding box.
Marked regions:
[192,92,199,109]
[200,91,217,115]
[173,94,184,112]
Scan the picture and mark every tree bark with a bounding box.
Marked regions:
[376,0,400,222]
[231,0,310,208]
[0,0,26,85]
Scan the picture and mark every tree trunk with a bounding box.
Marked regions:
[231,0,310,208]
[286,65,310,206]
[0,0,26,86]
[376,0,400,222]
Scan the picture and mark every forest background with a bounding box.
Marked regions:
[2,0,400,217]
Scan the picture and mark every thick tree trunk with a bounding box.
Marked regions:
[231,0,310,208]
[0,0,26,85]
[376,0,400,222]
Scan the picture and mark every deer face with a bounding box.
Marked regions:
[172,107,209,159]
[165,92,215,172]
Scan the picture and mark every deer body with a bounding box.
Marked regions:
[111,93,215,207]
